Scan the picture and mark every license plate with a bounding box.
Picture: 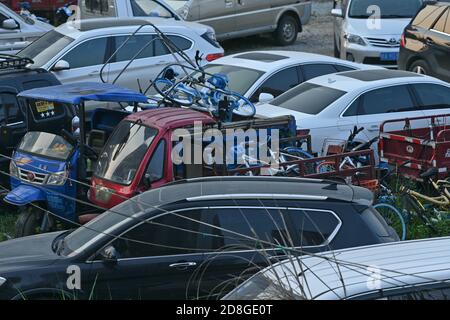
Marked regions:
[380,52,399,61]
[35,100,55,113]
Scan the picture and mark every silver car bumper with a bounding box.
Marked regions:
[343,42,399,69]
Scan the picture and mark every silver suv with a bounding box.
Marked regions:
[332,0,424,68]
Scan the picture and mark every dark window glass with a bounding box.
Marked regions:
[113,211,204,258]
[433,8,449,33]
[335,65,355,72]
[155,35,192,56]
[113,35,154,62]
[146,140,165,182]
[22,80,52,91]
[343,97,360,117]
[0,93,22,124]
[412,84,450,110]
[301,64,340,81]
[271,83,346,115]
[130,0,174,18]
[388,287,450,300]
[286,209,340,246]
[204,208,291,250]
[348,0,422,19]
[61,37,108,68]
[250,67,299,102]
[412,5,447,29]
[359,85,416,115]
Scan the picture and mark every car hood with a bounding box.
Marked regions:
[0,232,62,271]
[255,103,314,127]
[346,18,410,37]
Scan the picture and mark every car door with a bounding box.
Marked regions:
[88,209,208,300]
[199,0,237,38]
[0,10,20,53]
[354,85,426,142]
[107,34,193,92]
[0,90,25,154]
[235,0,270,34]
[51,36,110,84]
[333,0,348,57]
[249,66,301,103]
[427,8,450,82]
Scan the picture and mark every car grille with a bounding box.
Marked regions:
[18,168,47,185]
[365,37,400,48]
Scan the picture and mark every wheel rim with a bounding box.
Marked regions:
[282,22,295,41]
[412,65,426,75]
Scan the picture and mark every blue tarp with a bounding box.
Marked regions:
[18,82,149,104]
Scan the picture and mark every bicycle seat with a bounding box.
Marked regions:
[420,167,439,179]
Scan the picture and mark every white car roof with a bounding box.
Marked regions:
[55,17,209,39]
[256,237,450,300]
[211,50,379,73]
[308,69,448,93]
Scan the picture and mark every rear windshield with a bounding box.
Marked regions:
[270,83,346,115]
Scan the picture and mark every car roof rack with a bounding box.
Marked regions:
[0,54,33,70]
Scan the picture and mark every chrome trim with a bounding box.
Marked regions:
[6,121,23,127]
[18,168,48,185]
[186,194,328,202]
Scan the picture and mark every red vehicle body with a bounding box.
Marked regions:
[379,114,450,180]
[0,0,66,15]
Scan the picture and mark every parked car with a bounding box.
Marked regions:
[398,1,450,82]
[224,237,450,300]
[331,0,424,68]
[0,2,52,54]
[0,56,61,189]
[199,50,381,104]
[0,176,398,300]
[16,18,223,91]
[82,0,312,45]
[254,69,450,154]
[79,0,182,20]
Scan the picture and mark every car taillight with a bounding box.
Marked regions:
[206,53,224,62]
[400,33,406,48]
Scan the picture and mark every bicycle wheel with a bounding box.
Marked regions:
[153,78,195,106]
[229,94,256,117]
[374,203,407,241]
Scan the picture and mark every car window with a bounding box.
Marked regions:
[80,0,117,18]
[412,84,450,110]
[113,35,154,62]
[343,97,360,117]
[145,140,165,182]
[433,8,450,34]
[155,35,192,56]
[286,209,340,246]
[112,210,205,258]
[0,93,22,124]
[387,286,450,300]
[271,83,347,115]
[203,208,291,250]
[250,67,300,102]
[412,5,447,29]
[301,64,340,81]
[130,0,174,18]
[61,37,108,69]
[335,65,355,72]
[359,85,416,115]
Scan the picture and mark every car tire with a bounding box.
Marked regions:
[334,37,341,58]
[409,60,429,75]
[274,15,299,46]
[15,206,46,238]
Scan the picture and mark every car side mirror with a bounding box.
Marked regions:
[2,19,19,30]
[142,173,153,189]
[100,245,118,264]
[331,8,343,17]
[52,60,70,71]
[258,92,275,104]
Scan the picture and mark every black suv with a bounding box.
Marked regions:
[0,176,398,300]
[0,56,60,187]
[399,1,450,81]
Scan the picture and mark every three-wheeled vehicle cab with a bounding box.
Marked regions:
[4,82,149,236]
[0,55,61,188]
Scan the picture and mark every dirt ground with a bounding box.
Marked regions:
[221,0,334,57]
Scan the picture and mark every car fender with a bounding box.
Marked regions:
[4,185,46,206]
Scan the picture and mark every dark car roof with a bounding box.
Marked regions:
[0,68,60,93]
[125,107,216,130]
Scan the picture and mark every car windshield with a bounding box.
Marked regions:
[270,83,346,115]
[18,132,74,160]
[130,0,175,18]
[94,121,158,185]
[348,0,422,19]
[191,64,265,96]
[17,30,75,68]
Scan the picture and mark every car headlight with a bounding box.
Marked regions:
[0,277,6,287]
[9,161,19,179]
[345,34,366,46]
[47,171,68,186]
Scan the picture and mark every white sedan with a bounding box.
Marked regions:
[255,69,450,154]
[200,50,380,104]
